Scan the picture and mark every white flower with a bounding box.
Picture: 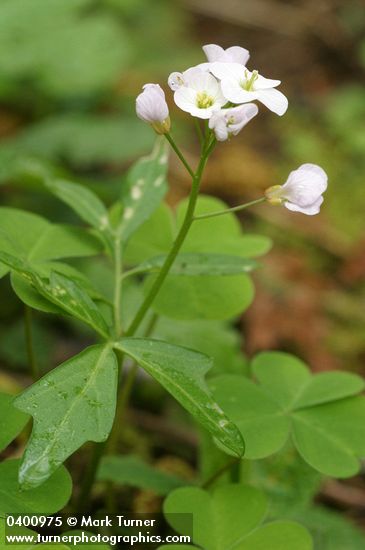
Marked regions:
[265,164,328,215]
[172,68,226,119]
[202,43,250,66]
[136,83,170,134]
[210,62,288,116]
[209,103,258,141]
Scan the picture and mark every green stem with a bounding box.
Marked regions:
[202,457,240,489]
[164,133,195,178]
[24,306,39,381]
[194,197,266,221]
[76,440,106,513]
[113,237,122,337]
[126,149,210,337]
[194,119,204,146]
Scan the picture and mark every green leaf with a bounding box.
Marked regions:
[0,207,102,271]
[142,196,267,321]
[210,376,290,460]
[124,195,268,321]
[46,179,111,235]
[14,345,118,488]
[294,371,365,408]
[289,505,365,550]
[0,254,109,337]
[163,485,312,550]
[0,517,36,550]
[115,338,244,457]
[0,393,29,452]
[98,455,188,496]
[234,522,313,550]
[144,273,254,321]
[154,317,247,377]
[124,204,174,265]
[210,352,365,477]
[137,253,257,276]
[11,261,106,315]
[0,459,72,514]
[34,271,110,337]
[118,138,168,243]
[27,225,103,262]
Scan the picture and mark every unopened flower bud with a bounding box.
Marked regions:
[136,83,170,134]
[265,164,328,215]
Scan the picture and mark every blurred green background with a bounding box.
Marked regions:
[1,0,365,543]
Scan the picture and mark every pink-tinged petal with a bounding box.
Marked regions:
[282,165,327,205]
[285,196,324,215]
[256,88,288,116]
[225,46,250,65]
[136,84,169,123]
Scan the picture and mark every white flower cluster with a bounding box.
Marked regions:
[136,43,288,141]
[135,44,328,216]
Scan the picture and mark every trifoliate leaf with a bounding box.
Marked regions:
[210,352,365,477]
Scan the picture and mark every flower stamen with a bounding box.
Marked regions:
[196,91,214,109]
[242,70,259,91]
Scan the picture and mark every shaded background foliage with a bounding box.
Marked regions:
[0,0,364,545]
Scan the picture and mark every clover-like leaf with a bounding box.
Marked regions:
[210,352,365,477]
[0,393,29,453]
[141,196,269,321]
[145,273,254,321]
[161,485,312,550]
[0,459,72,514]
[115,338,244,457]
[98,455,188,496]
[14,345,118,488]
[118,138,169,244]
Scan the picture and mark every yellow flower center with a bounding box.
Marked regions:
[196,91,214,109]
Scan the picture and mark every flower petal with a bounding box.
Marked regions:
[282,164,327,206]
[285,196,324,215]
[256,88,288,116]
[255,74,281,89]
[220,79,257,104]
[202,44,225,62]
[210,62,245,81]
[225,46,250,65]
